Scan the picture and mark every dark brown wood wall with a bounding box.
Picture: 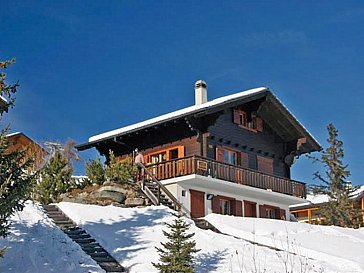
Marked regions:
[207,108,289,178]
[140,136,200,157]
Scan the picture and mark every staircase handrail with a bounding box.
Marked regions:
[139,163,191,218]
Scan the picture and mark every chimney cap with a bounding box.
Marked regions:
[195,80,207,89]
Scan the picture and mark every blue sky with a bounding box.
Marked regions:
[1,1,363,186]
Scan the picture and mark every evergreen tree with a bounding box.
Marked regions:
[86,156,105,185]
[312,123,361,228]
[0,60,35,234]
[0,59,35,256]
[36,151,73,204]
[153,212,199,273]
[105,150,136,183]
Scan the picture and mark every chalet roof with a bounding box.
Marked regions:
[6,131,45,151]
[77,87,321,152]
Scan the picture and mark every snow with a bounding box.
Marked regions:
[205,213,364,273]
[306,193,329,204]
[57,202,364,273]
[88,87,268,142]
[0,201,103,273]
[3,202,363,273]
[5,132,22,138]
[290,185,364,208]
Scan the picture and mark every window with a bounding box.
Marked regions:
[151,152,167,164]
[181,190,186,197]
[233,109,263,132]
[219,199,231,215]
[224,149,237,165]
[146,146,185,164]
[169,148,179,160]
[266,208,276,219]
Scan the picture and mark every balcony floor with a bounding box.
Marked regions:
[161,174,307,206]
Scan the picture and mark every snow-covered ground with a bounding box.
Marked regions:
[0,202,103,273]
[1,202,364,273]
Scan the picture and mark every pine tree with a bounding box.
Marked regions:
[152,212,199,273]
[312,123,361,228]
[0,59,35,256]
[86,156,105,185]
[105,150,136,184]
[36,151,73,204]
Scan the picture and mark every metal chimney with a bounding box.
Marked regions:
[194,80,207,105]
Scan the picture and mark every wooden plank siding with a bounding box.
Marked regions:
[207,108,289,178]
[141,136,199,159]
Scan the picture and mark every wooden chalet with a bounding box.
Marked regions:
[77,81,321,220]
[6,132,46,171]
[290,186,364,224]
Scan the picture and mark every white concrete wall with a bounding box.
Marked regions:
[170,183,290,220]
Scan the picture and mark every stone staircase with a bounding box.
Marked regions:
[42,204,125,273]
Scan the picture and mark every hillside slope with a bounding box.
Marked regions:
[0,202,103,273]
[1,202,363,273]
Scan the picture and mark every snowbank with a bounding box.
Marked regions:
[2,202,363,273]
[58,202,360,273]
[0,201,103,273]
[205,213,364,273]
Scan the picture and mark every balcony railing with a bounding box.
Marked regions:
[144,156,306,198]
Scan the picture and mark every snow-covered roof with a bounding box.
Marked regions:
[89,87,268,142]
[6,131,22,138]
[290,185,364,209]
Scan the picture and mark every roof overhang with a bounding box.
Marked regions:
[76,87,321,154]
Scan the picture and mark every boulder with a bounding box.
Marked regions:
[94,190,126,203]
[125,198,145,207]
[99,185,130,195]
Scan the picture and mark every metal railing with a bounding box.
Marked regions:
[144,156,306,198]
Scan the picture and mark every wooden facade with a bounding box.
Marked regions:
[6,132,45,171]
[78,87,321,220]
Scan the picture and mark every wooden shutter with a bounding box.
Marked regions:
[255,117,263,132]
[230,199,236,216]
[233,109,240,124]
[177,146,185,158]
[259,205,266,218]
[216,146,224,162]
[240,152,249,168]
[212,196,220,213]
[257,156,273,175]
[235,200,243,217]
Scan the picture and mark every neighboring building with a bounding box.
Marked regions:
[77,81,321,220]
[6,132,46,171]
[290,186,364,224]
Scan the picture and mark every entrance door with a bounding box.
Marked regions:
[190,190,205,218]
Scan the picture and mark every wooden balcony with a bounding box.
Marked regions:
[144,156,306,198]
